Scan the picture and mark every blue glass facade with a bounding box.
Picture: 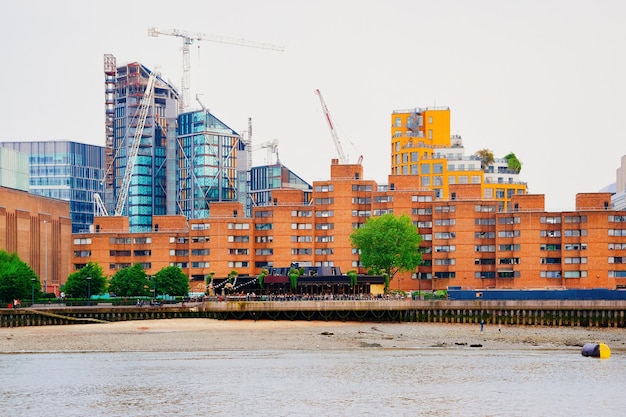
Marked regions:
[250,164,312,206]
[112,63,178,232]
[0,141,104,233]
[177,110,243,219]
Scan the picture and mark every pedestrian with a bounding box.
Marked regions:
[480,320,485,331]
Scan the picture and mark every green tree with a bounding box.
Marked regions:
[257,268,268,289]
[475,148,494,170]
[108,263,150,297]
[504,152,522,173]
[63,262,107,298]
[350,213,422,288]
[0,251,40,303]
[288,268,300,290]
[153,266,189,297]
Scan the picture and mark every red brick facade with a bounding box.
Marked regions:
[71,162,626,293]
[0,186,72,295]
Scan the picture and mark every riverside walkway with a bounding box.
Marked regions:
[2,299,626,328]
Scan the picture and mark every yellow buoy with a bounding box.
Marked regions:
[582,342,611,358]
[598,342,611,359]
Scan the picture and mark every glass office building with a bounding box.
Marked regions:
[0,141,104,233]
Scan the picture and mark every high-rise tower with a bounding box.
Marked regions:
[108,60,179,232]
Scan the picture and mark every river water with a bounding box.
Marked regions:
[1,348,624,416]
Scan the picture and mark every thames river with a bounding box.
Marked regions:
[1,347,624,416]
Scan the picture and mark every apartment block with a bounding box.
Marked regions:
[71,158,626,293]
[390,107,527,210]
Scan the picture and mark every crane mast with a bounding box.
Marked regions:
[315,89,349,164]
[148,27,284,112]
[114,70,158,216]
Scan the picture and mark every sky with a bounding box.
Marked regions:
[1,0,624,211]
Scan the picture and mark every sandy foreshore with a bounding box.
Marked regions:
[1,319,625,353]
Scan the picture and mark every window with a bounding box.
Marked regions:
[316,223,334,230]
[191,249,209,256]
[498,217,520,224]
[255,236,274,243]
[435,232,456,239]
[475,232,495,239]
[475,205,495,212]
[564,229,587,237]
[315,248,334,255]
[541,230,561,237]
[608,271,626,278]
[475,245,496,252]
[564,257,587,264]
[609,257,625,264]
[540,271,562,278]
[475,218,495,225]
[255,210,273,218]
[411,195,433,202]
[434,245,455,252]
[255,249,274,256]
[228,248,249,255]
[540,216,561,224]
[498,231,520,238]
[228,261,249,268]
[292,210,312,217]
[191,223,210,230]
[418,221,433,228]
[74,250,91,257]
[608,229,626,236]
[292,235,313,243]
[228,223,250,230]
[255,223,273,230]
[134,237,152,244]
[291,223,313,230]
[609,215,626,222]
[499,257,520,265]
[474,258,495,265]
[565,215,587,223]
[475,272,496,279]
[314,185,334,192]
[564,243,587,250]
[435,205,455,213]
[315,197,334,205]
[499,244,520,251]
[435,259,456,266]
[435,219,456,226]
[227,236,250,242]
[540,244,562,251]
[413,207,432,215]
[609,243,626,250]
[564,271,587,278]
[316,235,334,243]
[540,258,561,264]
[434,272,455,279]
[291,248,312,255]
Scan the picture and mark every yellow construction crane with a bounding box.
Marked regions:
[148,27,284,112]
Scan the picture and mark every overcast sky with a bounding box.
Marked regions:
[1,0,624,211]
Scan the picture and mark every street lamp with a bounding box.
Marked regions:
[31,278,36,306]
[86,276,92,306]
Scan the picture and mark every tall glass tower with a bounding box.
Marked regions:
[0,140,104,233]
[110,62,178,232]
[177,110,244,219]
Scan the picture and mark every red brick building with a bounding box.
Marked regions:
[72,160,626,293]
[0,186,72,295]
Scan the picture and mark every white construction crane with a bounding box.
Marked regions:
[148,27,284,112]
[114,70,158,216]
[252,139,280,164]
[314,89,362,165]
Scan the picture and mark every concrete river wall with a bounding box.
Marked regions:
[2,300,626,328]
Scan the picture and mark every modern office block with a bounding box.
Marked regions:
[0,141,104,233]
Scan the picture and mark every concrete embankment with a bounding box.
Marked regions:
[1,300,626,327]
